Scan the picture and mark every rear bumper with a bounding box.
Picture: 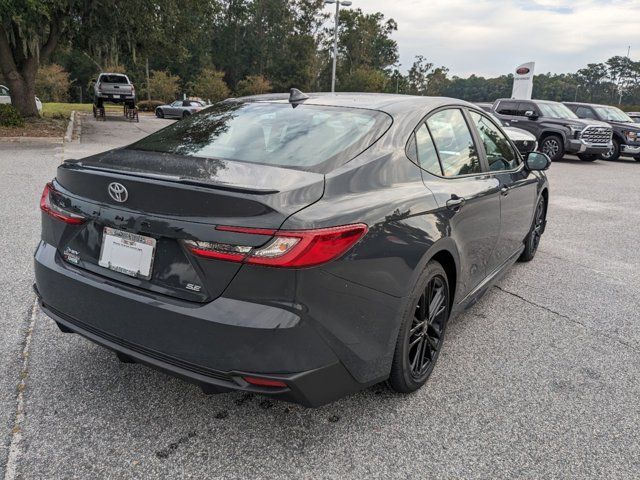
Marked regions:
[34,242,382,406]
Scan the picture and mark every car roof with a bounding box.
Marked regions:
[99,72,128,77]
[564,101,620,109]
[233,92,476,118]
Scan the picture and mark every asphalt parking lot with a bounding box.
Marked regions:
[1,114,639,479]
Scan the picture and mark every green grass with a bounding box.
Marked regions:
[42,103,94,118]
[42,102,126,119]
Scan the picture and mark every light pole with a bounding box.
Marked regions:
[393,63,402,93]
[325,0,352,93]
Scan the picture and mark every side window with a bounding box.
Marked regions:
[0,86,8,96]
[415,124,442,175]
[427,109,482,177]
[496,101,519,116]
[516,102,536,117]
[576,106,596,119]
[470,111,519,171]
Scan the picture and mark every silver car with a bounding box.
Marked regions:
[156,100,206,119]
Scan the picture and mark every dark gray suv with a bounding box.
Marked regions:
[491,99,613,162]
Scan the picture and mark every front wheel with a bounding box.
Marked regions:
[519,195,546,262]
[601,138,620,161]
[577,154,599,162]
[156,108,164,118]
[540,135,564,162]
[388,261,450,394]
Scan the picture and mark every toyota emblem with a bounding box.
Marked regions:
[108,182,128,203]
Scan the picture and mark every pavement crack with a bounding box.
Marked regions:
[3,297,38,480]
[494,285,571,320]
[493,285,640,356]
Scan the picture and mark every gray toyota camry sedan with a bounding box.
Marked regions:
[35,92,550,406]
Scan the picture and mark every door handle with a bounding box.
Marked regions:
[500,186,510,196]
[446,195,466,211]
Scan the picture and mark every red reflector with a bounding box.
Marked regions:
[242,376,287,388]
[40,183,85,225]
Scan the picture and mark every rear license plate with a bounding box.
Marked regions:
[112,94,120,99]
[98,227,156,279]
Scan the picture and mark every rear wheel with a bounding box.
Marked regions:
[540,135,564,162]
[388,261,450,393]
[519,195,546,262]
[601,138,620,161]
[577,153,599,162]
[182,111,191,119]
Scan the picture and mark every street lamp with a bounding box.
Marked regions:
[325,0,352,93]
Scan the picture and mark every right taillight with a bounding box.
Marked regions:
[40,183,85,225]
[183,223,368,268]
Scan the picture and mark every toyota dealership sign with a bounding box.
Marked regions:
[511,61,535,99]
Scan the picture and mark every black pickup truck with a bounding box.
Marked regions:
[491,99,613,161]
[564,102,640,161]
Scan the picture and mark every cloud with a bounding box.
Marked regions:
[328,0,638,76]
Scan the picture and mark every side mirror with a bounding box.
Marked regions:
[525,151,551,171]
[524,110,539,120]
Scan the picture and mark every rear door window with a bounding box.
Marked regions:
[496,101,519,116]
[415,124,442,175]
[427,109,482,176]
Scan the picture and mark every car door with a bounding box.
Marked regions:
[468,110,538,268]
[167,101,181,117]
[415,108,501,296]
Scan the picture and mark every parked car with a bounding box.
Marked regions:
[156,99,206,119]
[474,103,537,155]
[564,102,640,161]
[93,73,135,108]
[35,93,550,406]
[0,84,43,112]
[627,112,640,124]
[491,98,613,162]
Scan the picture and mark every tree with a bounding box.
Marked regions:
[148,70,181,102]
[341,67,388,92]
[236,75,273,96]
[407,56,434,95]
[0,1,73,116]
[35,64,71,102]
[190,68,230,103]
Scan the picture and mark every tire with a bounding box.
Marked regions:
[388,261,450,394]
[634,155,640,162]
[182,111,191,119]
[156,108,164,118]
[518,195,546,262]
[601,138,620,161]
[577,154,599,162]
[539,135,565,162]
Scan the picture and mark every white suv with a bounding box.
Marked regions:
[0,84,43,112]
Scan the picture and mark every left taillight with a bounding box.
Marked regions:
[183,223,368,268]
[40,183,85,225]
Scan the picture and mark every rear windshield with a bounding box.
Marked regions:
[128,101,392,173]
[100,75,128,84]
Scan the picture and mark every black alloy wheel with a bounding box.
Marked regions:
[183,111,191,119]
[388,261,450,393]
[519,196,546,262]
[540,135,564,162]
[156,108,164,118]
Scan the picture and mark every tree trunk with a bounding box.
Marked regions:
[3,66,39,117]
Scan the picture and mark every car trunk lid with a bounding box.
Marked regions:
[50,150,324,302]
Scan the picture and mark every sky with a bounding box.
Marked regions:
[325,0,639,77]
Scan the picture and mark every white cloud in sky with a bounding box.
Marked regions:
[326,0,639,77]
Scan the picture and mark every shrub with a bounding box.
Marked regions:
[190,68,230,103]
[236,75,272,97]
[147,70,181,103]
[0,104,25,127]
[137,100,165,112]
[341,67,388,93]
[36,64,71,102]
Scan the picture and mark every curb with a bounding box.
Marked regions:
[64,111,76,143]
[0,136,63,144]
